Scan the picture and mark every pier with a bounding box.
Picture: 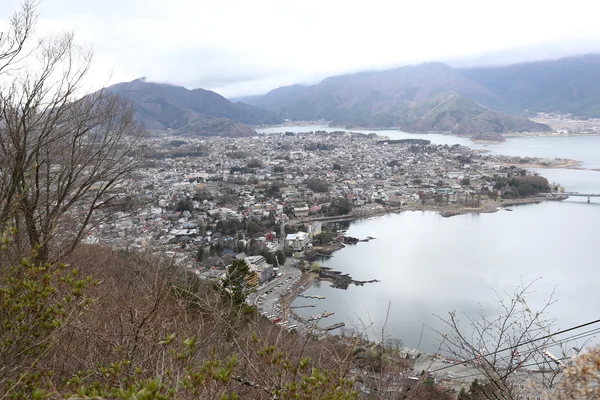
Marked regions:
[297,294,326,300]
[290,304,315,309]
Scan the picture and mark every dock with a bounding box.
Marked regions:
[298,294,326,300]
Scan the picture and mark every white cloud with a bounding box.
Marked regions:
[2,0,600,97]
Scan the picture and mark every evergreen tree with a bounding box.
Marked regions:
[220,259,251,305]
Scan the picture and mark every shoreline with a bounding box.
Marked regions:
[502,159,582,169]
[284,196,559,337]
[257,123,600,139]
[299,196,554,226]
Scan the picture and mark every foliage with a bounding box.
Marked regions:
[0,229,96,397]
[214,220,243,236]
[306,179,330,193]
[314,232,334,245]
[437,280,580,399]
[219,259,252,306]
[265,182,284,198]
[284,225,298,235]
[304,143,335,151]
[457,379,498,400]
[551,345,600,399]
[175,199,194,212]
[275,250,286,266]
[325,198,353,216]
[246,221,262,236]
[0,2,143,263]
[495,175,550,198]
[247,159,263,169]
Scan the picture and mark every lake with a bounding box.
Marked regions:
[259,125,600,351]
[292,201,600,352]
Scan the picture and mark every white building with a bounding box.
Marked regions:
[286,231,309,251]
[293,206,309,218]
[307,222,322,238]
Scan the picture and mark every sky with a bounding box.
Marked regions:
[2,0,600,98]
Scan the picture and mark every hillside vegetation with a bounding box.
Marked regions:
[239,54,600,134]
[460,53,600,117]
[336,94,551,136]
[109,78,282,136]
[0,243,367,399]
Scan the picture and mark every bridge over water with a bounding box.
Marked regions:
[550,192,600,203]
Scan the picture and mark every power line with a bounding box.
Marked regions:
[441,356,573,382]
[435,325,599,378]
[429,317,600,374]
[435,326,600,374]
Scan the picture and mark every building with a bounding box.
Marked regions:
[307,221,322,239]
[293,206,309,218]
[286,231,309,251]
[245,255,274,284]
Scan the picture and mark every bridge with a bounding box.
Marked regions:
[549,192,600,203]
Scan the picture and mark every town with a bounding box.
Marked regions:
[84,129,561,289]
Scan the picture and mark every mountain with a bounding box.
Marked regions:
[238,63,549,135]
[238,54,600,135]
[109,78,282,136]
[342,93,550,136]
[238,63,503,121]
[459,54,600,117]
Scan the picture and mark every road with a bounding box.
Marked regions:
[248,258,300,309]
[247,258,327,337]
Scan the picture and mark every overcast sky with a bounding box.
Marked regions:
[2,0,600,98]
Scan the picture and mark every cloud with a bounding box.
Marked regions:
[2,0,600,97]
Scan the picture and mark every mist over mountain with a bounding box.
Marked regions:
[459,53,600,117]
[235,54,600,136]
[108,78,282,136]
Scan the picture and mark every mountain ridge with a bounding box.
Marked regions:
[108,78,282,137]
[234,54,600,137]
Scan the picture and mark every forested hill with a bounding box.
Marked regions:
[108,78,282,137]
[459,53,600,117]
[236,54,600,135]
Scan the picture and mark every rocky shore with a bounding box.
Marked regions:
[316,266,379,290]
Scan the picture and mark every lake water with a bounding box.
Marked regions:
[259,125,600,352]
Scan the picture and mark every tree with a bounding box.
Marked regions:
[175,199,194,212]
[461,177,471,186]
[196,246,204,261]
[219,259,252,306]
[0,1,143,263]
[314,232,334,245]
[325,197,352,216]
[275,250,286,266]
[247,158,263,168]
[553,345,600,399]
[457,379,499,400]
[437,280,582,399]
[245,220,262,236]
[306,178,330,193]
